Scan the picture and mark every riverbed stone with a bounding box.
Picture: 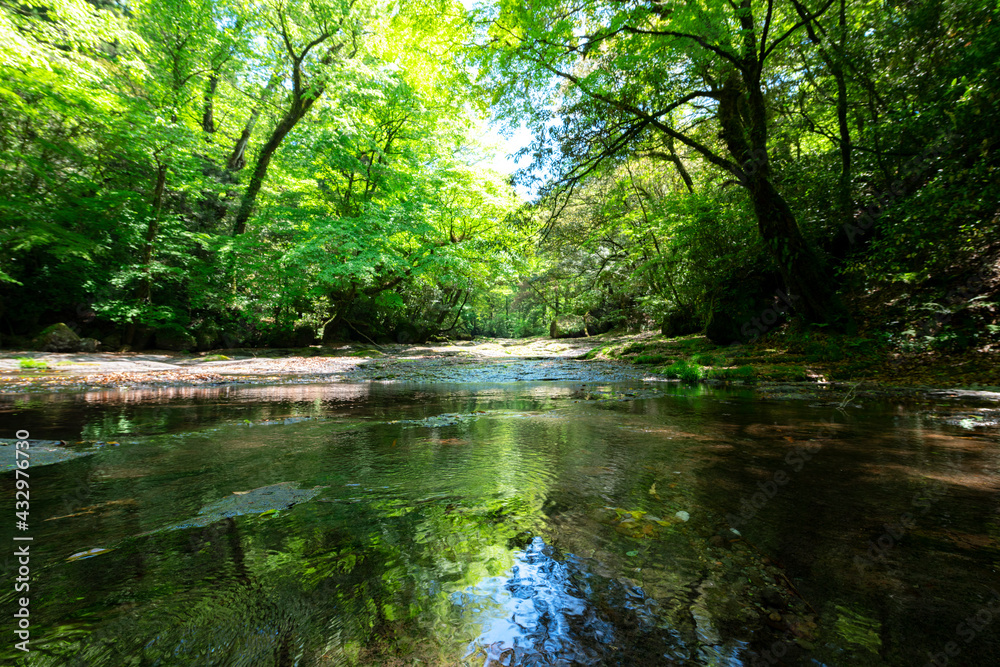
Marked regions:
[79,337,100,353]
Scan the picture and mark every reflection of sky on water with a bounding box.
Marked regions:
[456,537,747,666]
[460,537,613,665]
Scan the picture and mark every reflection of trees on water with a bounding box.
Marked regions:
[4,383,375,442]
[18,384,991,665]
[6,391,733,665]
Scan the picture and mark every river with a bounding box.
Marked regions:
[2,363,999,665]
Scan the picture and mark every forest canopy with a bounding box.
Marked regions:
[1,0,998,354]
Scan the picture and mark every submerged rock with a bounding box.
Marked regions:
[391,412,482,428]
[148,482,326,534]
[65,483,326,562]
[0,438,103,472]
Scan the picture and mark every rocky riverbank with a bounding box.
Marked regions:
[2,333,999,411]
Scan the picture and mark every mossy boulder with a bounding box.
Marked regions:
[79,338,100,353]
[32,323,81,352]
[155,327,197,351]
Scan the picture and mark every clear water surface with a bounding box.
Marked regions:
[2,374,999,666]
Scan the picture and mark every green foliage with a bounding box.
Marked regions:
[707,366,757,382]
[690,353,719,367]
[664,360,702,383]
[805,342,844,363]
[1,0,997,353]
[0,0,525,346]
[17,358,48,369]
[634,354,672,365]
[465,0,999,347]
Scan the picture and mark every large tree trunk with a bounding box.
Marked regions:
[834,0,852,227]
[747,176,844,323]
[232,112,298,235]
[834,69,851,224]
[666,136,694,193]
[232,87,323,235]
[228,73,280,171]
[198,74,281,230]
[715,60,848,326]
[231,23,347,235]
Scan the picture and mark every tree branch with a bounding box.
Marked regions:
[622,26,744,70]
[762,0,836,62]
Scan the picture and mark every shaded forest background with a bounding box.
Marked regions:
[1,0,998,358]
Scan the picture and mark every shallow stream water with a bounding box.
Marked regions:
[2,368,1000,665]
